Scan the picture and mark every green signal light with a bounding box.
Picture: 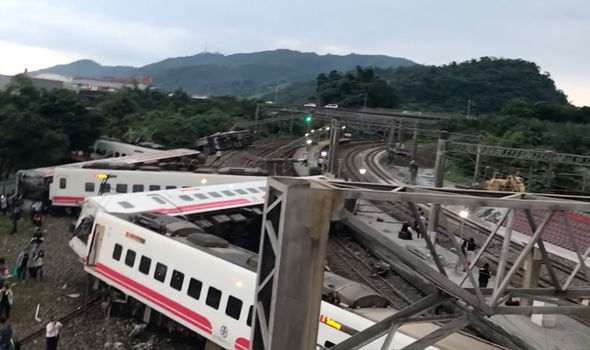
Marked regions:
[305,115,312,123]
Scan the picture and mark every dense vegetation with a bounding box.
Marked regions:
[315,66,399,108]
[272,57,571,113]
[0,76,262,177]
[0,75,100,177]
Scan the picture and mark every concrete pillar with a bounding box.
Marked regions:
[520,247,542,307]
[428,132,448,244]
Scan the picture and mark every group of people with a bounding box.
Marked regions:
[15,228,45,281]
[398,208,427,240]
[395,209,493,288]
[1,198,61,349]
[1,193,22,235]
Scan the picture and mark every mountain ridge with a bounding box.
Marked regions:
[31,49,415,96]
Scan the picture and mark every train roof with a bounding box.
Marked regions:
[85,179,267,216]
[21,148,202,176]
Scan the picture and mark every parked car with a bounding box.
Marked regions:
[324,104,339,109]
[303,103,317,107]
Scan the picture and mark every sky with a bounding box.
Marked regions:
[0,0,588,106]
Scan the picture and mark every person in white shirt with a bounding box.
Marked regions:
[46,316,62,350]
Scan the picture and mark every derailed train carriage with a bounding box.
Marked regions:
[69,183,503,350]
[195,130,253,154]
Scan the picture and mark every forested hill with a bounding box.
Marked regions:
[274,57,569,114]
[32,49,415,97]
[378,57,568,113]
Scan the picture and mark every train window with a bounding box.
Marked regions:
[194,193,208,200]
[125,249,136,267]
[132,184,144,192]
[85,182,95,192]
[100,183,111,193]
[122,153,126,157]
[118,201,134,209]
[324,341,335,348]
[59,178,67,189]
[208,192,222,198]
[221,190,235,196]
[247,306,253,326]
[235,189,247,195]
[166,185,177,190]
[206,287,222,309]
[150,196,166,204]
[187,278,203,300]
[149,185,161,191]
[154,263,167,282]
[179,195,193,201]
[246,188,259,194]
[170,270,185,291]
[116,184,128,193]
[225,295,243,320]
[258,187,266,192]
[115,152,120,157]
[112,244,122,261]
[139,256,151,274]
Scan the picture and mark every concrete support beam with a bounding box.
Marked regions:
[251,178,333,350]
[428,132,448,244]
[521,248,543,307]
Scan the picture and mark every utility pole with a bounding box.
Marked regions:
[411,122,418,163]
[363,92,368,110]
[466,99,472,116]
[327,119,341,176]
[254,104,260,133]
[472,133,484,188]
[428,131,448,245]
[545,151,555,190]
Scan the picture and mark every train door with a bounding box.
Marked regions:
[87,223,105,266]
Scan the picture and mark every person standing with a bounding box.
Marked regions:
[46,316,63,350]
[466,238,477,267]
[10,206,20,234]
[30,228,44,257]
[0,286,13,319]
[0,316,12,350]
[0,195,7,216]
[479,263,492,288]
[15,249,28,281]
[35,250,45,280]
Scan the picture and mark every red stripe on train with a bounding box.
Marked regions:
[148,198,251,214]
[52,196,85,203]
[235,337,250,350]
[94,263,212,334]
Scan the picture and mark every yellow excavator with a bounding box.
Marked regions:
[486,170,526,192]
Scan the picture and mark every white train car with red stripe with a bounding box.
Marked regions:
[49,167,263,207]
[17,148,203,204]
[68,183,505,350]
[78,210,446,350]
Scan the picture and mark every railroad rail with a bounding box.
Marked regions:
[341,144,590,328]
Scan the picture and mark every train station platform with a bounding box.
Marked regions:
[292,141,330,176]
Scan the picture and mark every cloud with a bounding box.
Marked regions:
[0,0,196,66]
[0,40,79,75]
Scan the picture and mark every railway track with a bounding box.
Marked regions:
[340,143,590,324]
[327,234,421,308]
[19,295,102,345]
